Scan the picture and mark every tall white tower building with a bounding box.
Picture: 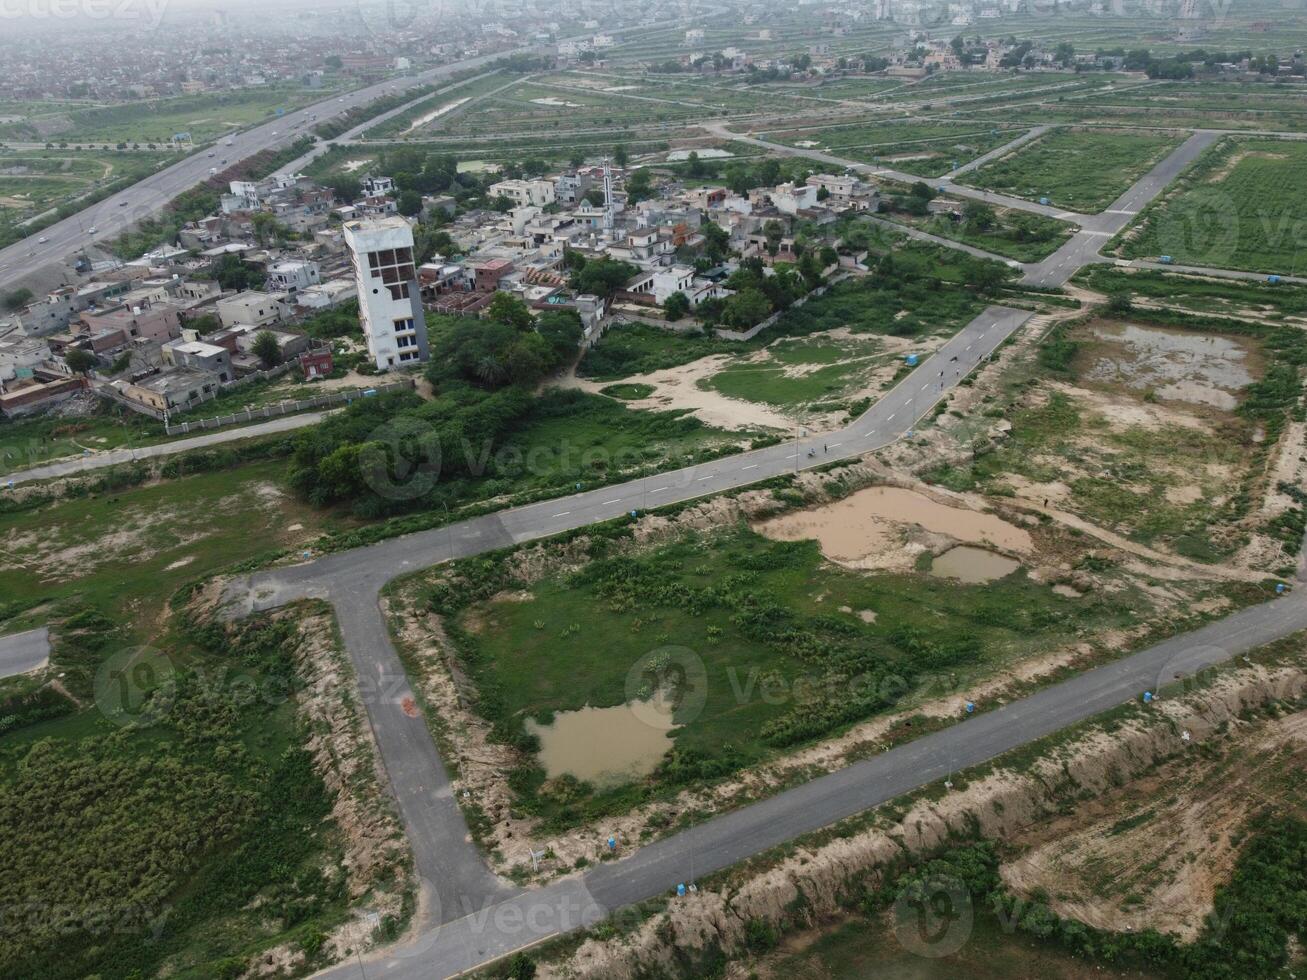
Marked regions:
[343,217,430,371]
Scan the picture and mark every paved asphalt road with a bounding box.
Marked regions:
[1,410,332,487]
[0,627,50,679]
[223,306,1031,935]
[1019,131,1220,287]
[314,583,1307,980]
[0,48,541,288]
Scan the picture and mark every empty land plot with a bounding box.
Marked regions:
[0,149,170,220]
[929,313,1307,565]
[364,71,516,138]
[963,128,1185,212]
[756,120,1027,175]
[780,77,908,101]
[436,80,714,137]
[1071,78,1307,115]
[1074,267,1307,323]
[406,515,1151,832]
[1118,138,1307,275]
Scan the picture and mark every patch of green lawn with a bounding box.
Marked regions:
[702,339,879,407]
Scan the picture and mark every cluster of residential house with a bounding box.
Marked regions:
[420,165,876,325]
[0,152,880,418]
[0,171,363,419]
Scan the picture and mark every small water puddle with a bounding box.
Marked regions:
[525,693,677,787]
[929,545,1021,584]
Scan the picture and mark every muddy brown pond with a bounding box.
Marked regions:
[525,693,678,787]
[929,545,1021,584]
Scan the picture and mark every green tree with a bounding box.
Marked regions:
[250,212,285,246]
[571,257,639,299]
[486,291,535,331]
[2,287,34,311]
[663,291,691,321]
[396,190,424,216]
[210,253,258,291]
[252,330,282,368]
[612,144,629,168]
[963,201,996,231]
[722,288,771,328]
[64,348,96,374]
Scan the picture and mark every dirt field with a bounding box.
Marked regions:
[563,328,946,433]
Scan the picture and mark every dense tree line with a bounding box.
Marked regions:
[288,303,583,515]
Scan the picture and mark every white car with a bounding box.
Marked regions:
[37,236,48,243]
[88,227,97,234]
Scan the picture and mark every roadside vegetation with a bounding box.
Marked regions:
[877,181,1073,261]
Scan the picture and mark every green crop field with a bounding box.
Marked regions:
[963,128,1186,212]
[1119,138,1307,275]
[0,458,399,978]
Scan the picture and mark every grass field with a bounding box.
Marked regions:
[1119,138,1307,275]
[0,147,175,243]
[963,128,1185,212]
[428,523,1142,829]
[701,335,896,408]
